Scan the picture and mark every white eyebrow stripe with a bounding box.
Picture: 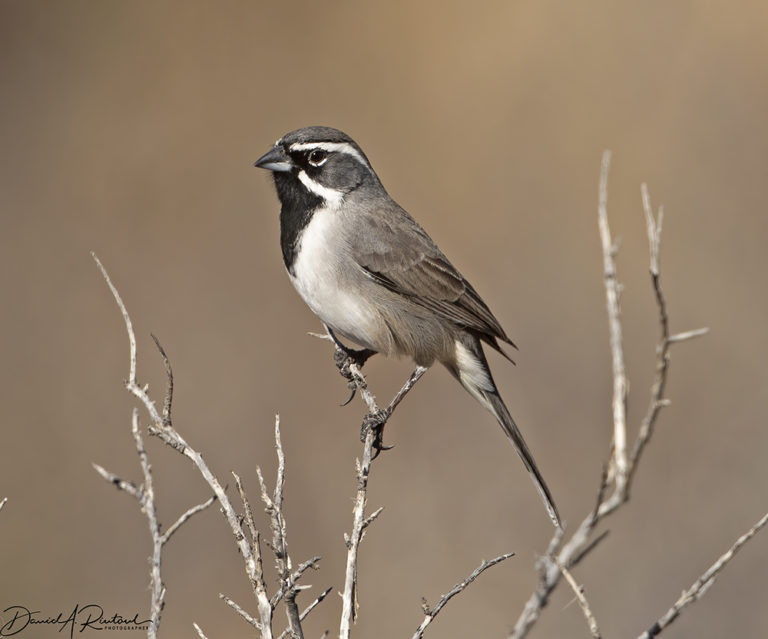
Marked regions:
[288,141,370,168]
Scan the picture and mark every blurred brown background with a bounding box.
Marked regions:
[2,1,767,637]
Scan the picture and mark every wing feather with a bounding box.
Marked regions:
[353,206,516,354]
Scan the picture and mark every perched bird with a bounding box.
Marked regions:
[255,126,561,528]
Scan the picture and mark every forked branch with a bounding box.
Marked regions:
[93,254,329,639]
[509,153,765,639]
[337,353,427,638]
[412,553,515,639]
[637,511,768,639]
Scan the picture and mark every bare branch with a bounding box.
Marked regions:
[92,463,142,500]
[510,157,718,639]
[627,181,709,482]
[129,408,165,639]
[291,557,322,586]
[641,183,663,276]
[94,254,275,638]
[638,512,768,639]
[272,557,322,609]
[92,252,162,425]
[570,530,611,568]
[192,622,209,639]
[274,416,287,511]
[162,495,217,546]
[150,333,173,427]
[412,553,514,639]
[596,150,629,491]
[387,366,429,415]
[220,593,262,631]
[233,471,259,548]
[0,498,7,513]
[256,417,304,639]
[93,400,214,639]
[276,588,333,639]
[362,506,384,531]
[339,421,376,638]
[335,350,427,638]
[557,561,601,639]
[667,328,709,343]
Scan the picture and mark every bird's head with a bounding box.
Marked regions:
[254,127,379,209]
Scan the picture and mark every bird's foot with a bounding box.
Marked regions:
[334,345,376,405]
[361,409,394,460]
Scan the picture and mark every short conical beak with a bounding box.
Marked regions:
[254,146,292,172]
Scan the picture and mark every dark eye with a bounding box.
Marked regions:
[308,149,329,167]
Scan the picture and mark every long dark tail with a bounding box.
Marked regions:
[482,389,562,528]
[446,333,562,529]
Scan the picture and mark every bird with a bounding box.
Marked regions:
[254,126,561,528]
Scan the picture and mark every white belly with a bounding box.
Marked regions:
[288,208,380,349]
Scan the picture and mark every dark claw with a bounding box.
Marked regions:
[360,409,394,460]
[371,439,395,461]
[340,384,356,406]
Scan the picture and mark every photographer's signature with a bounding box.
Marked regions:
[0,605,151,637]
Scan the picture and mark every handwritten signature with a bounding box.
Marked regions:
[0,605,151,637]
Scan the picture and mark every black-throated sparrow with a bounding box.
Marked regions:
[255,126,561,528]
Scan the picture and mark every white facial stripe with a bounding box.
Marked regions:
[289,141,370,169]
[298,170,344,208]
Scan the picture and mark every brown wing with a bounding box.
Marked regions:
[352,206,517,355]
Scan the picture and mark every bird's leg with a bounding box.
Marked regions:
[361,366,429,459]
[324,324,377,405]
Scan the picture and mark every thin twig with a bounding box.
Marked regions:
[272,557,322,608]
[92,463,142,499]
[627,186,670,479]
[92,252,162,426]
[570,530,611,568]
[0,498,7,513]
[94,409,165,638]
[220,593,262,630]
[388,366,429,414]
[412,553,515,639]
[667,328,709,343]
[557,561,601,639]
[627,188,706,481]
[641,184,662,276]
[162,495,217,545]
[131,408,165,639]
[596,150,629,491]
[96,406,210,639]
[150,333,173,427]
[192,622,209,639]
[257,418,303,639]
[277,588,333,639]
[362,506,384,531]
[233,472,259,545]
[339,411,376,638]
[637,511,768,639]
